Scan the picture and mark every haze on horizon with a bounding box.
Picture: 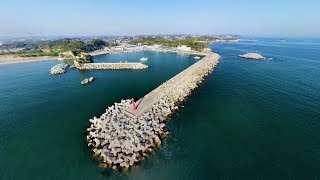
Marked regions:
[0,0,319,38]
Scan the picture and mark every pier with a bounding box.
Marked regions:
[75,61,148,70]
[86,51,220,170]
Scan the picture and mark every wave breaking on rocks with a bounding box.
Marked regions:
[86,52,220,171]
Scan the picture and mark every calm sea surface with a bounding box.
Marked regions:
[0,39,319,179]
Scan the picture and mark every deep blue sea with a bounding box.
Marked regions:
[0,38,319,179]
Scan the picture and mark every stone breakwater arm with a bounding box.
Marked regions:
[75,62,148,70]
[50,63,69,75]
[124,53,220,118]
[86,52,220,171]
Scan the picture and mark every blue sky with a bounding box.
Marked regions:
[0,0,319,37]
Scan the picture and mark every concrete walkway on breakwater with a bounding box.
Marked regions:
[86,51,220,170]
[124,53,219,118]
[75,62,148,70]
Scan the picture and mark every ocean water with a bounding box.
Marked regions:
[0,39,320,179]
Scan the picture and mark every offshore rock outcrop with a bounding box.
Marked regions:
[49,63,69,75]
[86,52,220,171]
[239,53,266,60]
[81,77,95,85]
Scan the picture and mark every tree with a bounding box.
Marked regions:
[88,39,106,49]
[68,41,87,55]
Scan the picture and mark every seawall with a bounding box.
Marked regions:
[75,62,148,70]
[86,52,220,170]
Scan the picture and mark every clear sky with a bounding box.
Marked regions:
[0,0,319,37]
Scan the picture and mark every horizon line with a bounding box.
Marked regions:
[1,34,320,39]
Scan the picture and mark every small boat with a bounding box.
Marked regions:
[140,57,148,61]
[194,56,201,60]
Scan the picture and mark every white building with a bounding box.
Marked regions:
[177,45,191,52]
[153,44,161,49]
[112,46,124,51]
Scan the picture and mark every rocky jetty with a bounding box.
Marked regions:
[86,52,220,171]
[59,51,93,63]
[239,53,266,60]
[75,62,148,70]
[58,51,76,60]
[49,63,69,75]
[81,77,95,85]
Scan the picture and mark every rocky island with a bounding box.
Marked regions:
[59,51,93,63]
[81,77,95,85]
[239,53,266,60]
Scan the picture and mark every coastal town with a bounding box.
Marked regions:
[0,34,242,64]
[1,0,319,179]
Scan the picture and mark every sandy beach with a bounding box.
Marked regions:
[0,55,58,65]
[0,46,202,65]
[0,49,139,65]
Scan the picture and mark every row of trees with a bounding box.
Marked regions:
[0,38,117,56]
[39,39,105,55]
[128,36,207,51]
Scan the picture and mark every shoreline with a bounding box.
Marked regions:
[89,46,207,57]
[0,45,205,65]
[0,55,58,65]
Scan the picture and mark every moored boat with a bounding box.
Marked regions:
[140,57,148,61]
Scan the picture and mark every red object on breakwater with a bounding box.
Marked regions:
[131,98,137,110]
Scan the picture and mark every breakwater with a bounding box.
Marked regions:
[75,62,148,70]
[90,45,209,57]
[90,49,145,56]
[50,63,69,75]
[86,52,220,170]
[124,53,218,118]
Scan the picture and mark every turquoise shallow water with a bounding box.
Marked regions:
[0,39,320,179]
